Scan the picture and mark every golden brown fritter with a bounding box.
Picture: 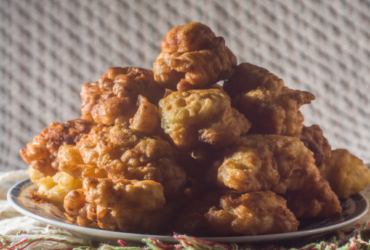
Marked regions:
[129,95,161,135]
[58,125,187,197]
[63,189,100,229]
[174,191,299,236]
[20,119,95,177]
[81,67,164,126]
[29,172,82,209]
[28,166,45,187]
[297,125,331,168]
[223,63,315,135]
[64,189,86,216]
[284,178,342,218]
[83,178,166,233]
[159,89,251,152]
[207,135,320,194]
[153,22,237,91]
[321,149,370,199]
[57,146,108,179]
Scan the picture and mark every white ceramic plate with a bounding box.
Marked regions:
[7,179,369,244]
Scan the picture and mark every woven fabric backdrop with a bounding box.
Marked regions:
[1,0,370,171]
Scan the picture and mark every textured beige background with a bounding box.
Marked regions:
[1,0,370,171]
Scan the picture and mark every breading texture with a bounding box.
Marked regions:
[83,178,166,233]
[28,172,82,209]
[208,135,320,194]
[159,89,251,152]
[57,145,108,179]
[63,189,100,229]
[58,125,187,197]
[321,149,370,199]
[284,178,342,218]
[20,119,95,177]
[28,166,45,187]
[174,191,299,236]
[153,22,237,91]
[129,95,161,135]
[297,125,331,168]
[223,63,315,135]
[64,189,86,216]
[81,67,164,126]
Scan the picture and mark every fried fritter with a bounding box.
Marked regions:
[284,178,342,218]
[159,89,251,152]
[58,125,187,197]
[129,95,161,135]
[29,172,82,209]
[20,119,95,177]
[174,191,299,236]
[223,63,315,135]
[153,22,237,91]
[64,189,86,216]
[83,178,166,233]
[297,125,331,168]
[321,149,370,199]
[28,166,45,187]
[81,67,164,126]
[63,189,100,229]
[57,145,108,179]
[207,135,320,194]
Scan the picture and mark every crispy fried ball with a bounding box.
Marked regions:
[321,149,370,199]
[83,178,166,233]
[20,119,95,177]
[81,67,164,126]
[153,22,237,91]
[159,89,251,152]
[58,125,187,197]
[29,172,82,209]
[207,135,320,194]
[223,63,315,135]
[283,178,342,218]
[65,187,182,233]
[64,189,86,216]
[174,191,299,236]
[297,125,331,168]
[63,189,100,228]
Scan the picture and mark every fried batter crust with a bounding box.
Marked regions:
[64,189,86,216]
[153,22,237,91]
[321,149,370,199]
[159,89,251,152]
[81,67,164,126]
[208,135,320,194]
[174,191,299,236]
[29,172,82,209]
[129,95,160,135]
[284,178,342,218]
[20,119,95,177]
[223,63,315,135]
[58,125,187,197]
[57,145,108,179]
[297,125,331,168]
[83,178,165,232]
[28,166,45,187]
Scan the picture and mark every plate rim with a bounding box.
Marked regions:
[7,179,370,243]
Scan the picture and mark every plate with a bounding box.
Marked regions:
[7,179,369,244]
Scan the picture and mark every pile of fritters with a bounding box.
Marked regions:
[21,22,370,236]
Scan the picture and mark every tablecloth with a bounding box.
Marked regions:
[1,170,370,250]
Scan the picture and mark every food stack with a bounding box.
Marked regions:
[20,22,370,236]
